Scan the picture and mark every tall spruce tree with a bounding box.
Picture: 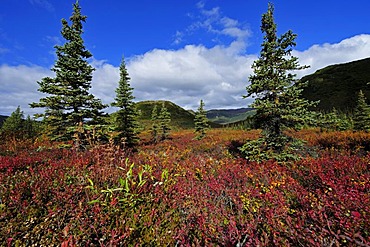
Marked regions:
[24,115,38,139]
[111,57,139,147]
[0,106,38,141]
[0,106,24,136]
[194,99,209,140]
[30,1,106,141]
[241,3,315,161]
[158,102,171,141]
[150,105,160,143]
[353,90,370,131]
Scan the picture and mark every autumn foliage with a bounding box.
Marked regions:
[0,129,369,246]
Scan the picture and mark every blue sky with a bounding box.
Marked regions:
[1,0,370,116]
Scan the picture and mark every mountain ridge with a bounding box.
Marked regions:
[206,108,254,124]
[301,57,370,112]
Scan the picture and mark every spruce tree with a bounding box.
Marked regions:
[0,106,24,136]
[30,1,106,141]
[194,99,209,140]
[150,105,160,143]
[241,3,315,161]
[0,106,39,141]
[353,90,370,131]
[24,115,37,139]
[317,108,352,131]
[111,57,140,147]
[158,102,171,141]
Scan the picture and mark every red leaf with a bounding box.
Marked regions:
[351,211,361,219]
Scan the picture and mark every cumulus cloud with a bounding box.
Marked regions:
[90,60,119,109]
[294,34,370,77]
[2,34,370,116]
[3,1,369,117]
[127,45,255,110]
[0,64,51,116]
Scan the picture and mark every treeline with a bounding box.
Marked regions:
[231,96,370,133]
[0,1,209,151]
[3,1,370,162]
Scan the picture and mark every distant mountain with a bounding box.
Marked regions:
[0,102,251,131]
[134,100,259,129]
[207,108,255,124]
[301,57,370,112]
[136,100,221,129]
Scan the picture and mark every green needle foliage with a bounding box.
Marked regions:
[194,99,209,140]
[241,3,316,162]
[150,102,171,143]
[30,1,106,142]
[158,102,171,141]
[0,106,38,141]
[316,109,353,131]
[0,106,26,143]
[150,105,160,143]
[0,106,24,135]
[353,90,370,131]
[111,57,140,148]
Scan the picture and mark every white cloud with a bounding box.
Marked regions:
[173,31,184,45]
[221,17,239,28]
[127,44,255,110]
[0,64,51,116]
[175,1,251,54]
[294,34,370,77]
[90,60,119,109]
[2,35,370,117]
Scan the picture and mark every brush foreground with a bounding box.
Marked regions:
[0,129,369,246]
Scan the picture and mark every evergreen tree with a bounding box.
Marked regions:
[0,106,39,141]
[317,108,352,131]
[353,90,370,131]
[150,102,171,143]
[241,3,316,161]
[0,106,24,135]
[30,1,106,141]
[24,115,38,139]
[150,105,160,143]
[158,102,171,141]
[111,57,140,147]
[194,99,209,140]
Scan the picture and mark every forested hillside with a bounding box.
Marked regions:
[136,100,197,129]
[206,108,254,124]
[301,57,370,112]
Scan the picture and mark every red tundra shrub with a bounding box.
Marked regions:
[0,129,369,246]
[295,128,370,154]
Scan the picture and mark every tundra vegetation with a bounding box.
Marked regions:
[0,2,369,246]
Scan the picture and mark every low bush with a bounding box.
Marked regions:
[0,129,369,246]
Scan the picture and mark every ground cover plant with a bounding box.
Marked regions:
[1,2,370,246]
[0,129,369,246]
